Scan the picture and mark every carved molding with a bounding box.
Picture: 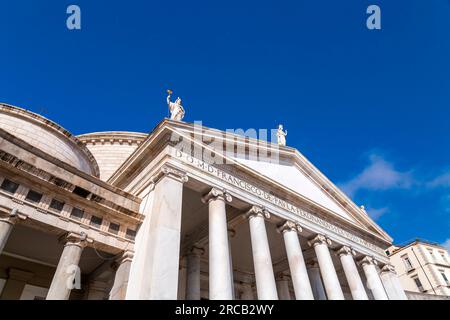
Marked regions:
[201,187,232,204]
[308,234,332,248]
[277,220,302,234]
[245,205,270,220]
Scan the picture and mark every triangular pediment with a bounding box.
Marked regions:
[109,119,393,244]
[230,156,355,222]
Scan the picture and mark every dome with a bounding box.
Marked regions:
[0,103,99,177]
[77,131,148,181]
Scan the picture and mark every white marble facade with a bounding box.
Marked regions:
[0,103,408,300]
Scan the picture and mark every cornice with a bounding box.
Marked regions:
[77,131,147,146]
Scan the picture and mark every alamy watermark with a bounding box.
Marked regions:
[66,5,81,30]
[169,121,285,166]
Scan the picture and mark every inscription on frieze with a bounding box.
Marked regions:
[174,150,385,254]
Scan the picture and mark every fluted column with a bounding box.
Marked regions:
[336,246,368,300]
[202,188,233,300]
[246,206,278,300]
[109,251,134,300]
[308,235,344,300]
[358,256,388,300]
[0,209,26,254]
[185,247,204,300]
[47,232,90,300]
[307,260,327,300]
[276,273,291,300]
[278,221,314,300]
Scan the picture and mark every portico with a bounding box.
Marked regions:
[0,103,407,300]
[110,119,404,300]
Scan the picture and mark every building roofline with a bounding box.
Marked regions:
[0,102,100,177]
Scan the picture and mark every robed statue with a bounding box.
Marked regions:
[166,89,185,121]
[277,124,287,146]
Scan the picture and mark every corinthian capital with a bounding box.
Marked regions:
[380,264,397,275]
[308,234,332,248]
[335,246,356,257]
[357,256,378,267]
[150,164,188,187]
[0,208,27,224]
[201,187,232,203]
[244,205,270,220]
[59,231,92,248]
[277,220,302,234]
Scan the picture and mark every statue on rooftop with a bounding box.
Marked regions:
[277,124,287,146]
[166,89,185,121]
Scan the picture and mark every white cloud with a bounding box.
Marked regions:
[340,153,414,197]
[441,239,450,253]
[365,206,389,220]
[427,172,450,188]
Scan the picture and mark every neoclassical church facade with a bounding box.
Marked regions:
[0,102,407,300]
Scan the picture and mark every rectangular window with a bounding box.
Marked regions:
[49,199,65,212]
[70,207,84,220]
[413,277,425,292]
[25,190,43,203]
[125,228,136,240]
[427,248,434,260]
[402,255,414,270]
[0,179,19,194]
[108,222,120,235]
[440,271,449,285]
[439,251,447,262]
[90,215,103,228]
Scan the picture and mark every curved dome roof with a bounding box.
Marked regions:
[0,103,99,177]
[77,131,147,181]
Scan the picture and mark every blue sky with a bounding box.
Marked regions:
[1,1,449,249]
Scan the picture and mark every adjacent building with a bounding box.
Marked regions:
[0,102,408,300]
[387,240,450,299]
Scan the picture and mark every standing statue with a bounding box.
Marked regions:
[277,124,287,146]
[166,89,185,121]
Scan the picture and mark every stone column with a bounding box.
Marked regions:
[0,209,26,254]
[202,188,233,300]
[185,247,204,300]
[239,283,254,300]
[87,280,108,300]
[276,273,291,300]
[379,264,408,300]
[126,165,187,300]
[246,206,278,300]
[0,268,34,299]
[336,246,368,300]
[358,256,388,300]
[177,257,187,300]
[278,221,314,300]
[228,228,236,300]
[109,251,134,300]
[308,235,344,300]
[307,260,327,300]
[47,232,90,300]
